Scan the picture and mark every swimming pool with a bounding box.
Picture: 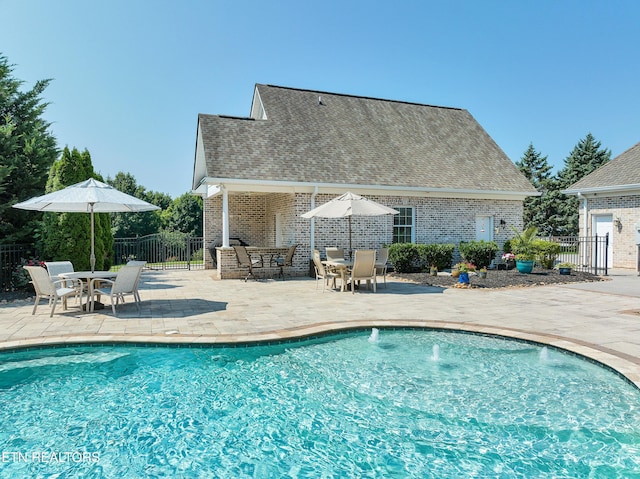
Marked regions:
[0,330,639,478]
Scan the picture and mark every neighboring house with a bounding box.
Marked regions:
[564,141,640,270]
[192,84,537,278]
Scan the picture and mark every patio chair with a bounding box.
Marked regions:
[89,264,144,316]
[23,265,84,317]
[126,260,147,303]
[348,250,377,294]
[270,244,297,280]
[375,248,389,288]
[233,245,263,281]
[325,247,345,275]
[312,250,340,292]
[44,261,83,301]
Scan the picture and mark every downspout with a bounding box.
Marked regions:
[309,186,318,254]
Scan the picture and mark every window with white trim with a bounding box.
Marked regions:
[393,207,415,243]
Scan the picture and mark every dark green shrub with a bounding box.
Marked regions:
[387,243,420,273]
[459,240,499,269]
[534,239,561,269]
[416,243,455,271]
[502,239,513,254]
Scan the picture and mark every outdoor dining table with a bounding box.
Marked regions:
[59,270,118,311]
[323,259,353,292]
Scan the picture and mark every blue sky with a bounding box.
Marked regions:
[2,0,639,198]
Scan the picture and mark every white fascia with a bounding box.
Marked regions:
[199,177,539,201]
[563,184,640,197]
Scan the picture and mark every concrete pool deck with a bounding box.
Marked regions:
[1,268,639,387]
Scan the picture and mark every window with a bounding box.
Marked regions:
[393,207,415,243]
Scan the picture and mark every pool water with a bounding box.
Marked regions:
[0,330,639,478]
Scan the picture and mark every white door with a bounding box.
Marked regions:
[476,216,493,242]
[593,215,613,268]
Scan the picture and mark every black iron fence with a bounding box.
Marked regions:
[0,243,36,291]
[113,233,204,270]
[549,234,609,276]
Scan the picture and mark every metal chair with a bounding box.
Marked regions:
[23,265,84,317]
[375,248,389,287]
[233,245,263,281]
[271,245,297,280]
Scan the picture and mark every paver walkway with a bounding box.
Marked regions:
[1,268,639,387]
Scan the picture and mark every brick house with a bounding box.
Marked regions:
[564,141,640,270]
[192,84,537,278]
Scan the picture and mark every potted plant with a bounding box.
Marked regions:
[557,262,574,275]
[455,262,476,284]
[430,265,438,276]
[478,267,487,279]
[510,226,538,274]
[501,252,516,270]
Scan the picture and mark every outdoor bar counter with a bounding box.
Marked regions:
[215,246,295,280]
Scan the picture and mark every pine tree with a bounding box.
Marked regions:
[556,133,611,235]
[515,144,558,235]
[42,147,114,270]
[0,54,58,244]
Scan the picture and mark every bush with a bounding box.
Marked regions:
[534,239,561,269]
[458,240,499,269]
[416,243,455,271]
[388,243,420,273]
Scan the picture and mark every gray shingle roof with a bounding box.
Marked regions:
[197,84,536,193]
[567,141,640,191]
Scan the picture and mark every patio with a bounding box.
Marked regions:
[1,269,639,387]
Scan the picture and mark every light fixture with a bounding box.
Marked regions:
[614,217,622,228]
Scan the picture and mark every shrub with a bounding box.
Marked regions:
[534,239,561,269]
[388,243,420,273]
[458,240,499,269]
[416,243,455,271]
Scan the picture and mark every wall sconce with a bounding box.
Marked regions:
[614,217,622,228]
[495,219,506,234]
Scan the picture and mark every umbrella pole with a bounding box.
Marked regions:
[90,204,96,272]
[348,216,352,259]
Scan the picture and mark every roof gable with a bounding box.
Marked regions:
[566,141,640,192]
[195,84,536,194]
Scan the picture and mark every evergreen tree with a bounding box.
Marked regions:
[42,147,114,270]
[556,133,611,235]
[0,54,58,244]
[515,143,558,235]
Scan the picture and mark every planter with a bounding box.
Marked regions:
[478,271,487,279]
[559,267,572,275]
[430,268,438,276]
[506,260,516,270]
[458,272,470,284]
[515,260,535,274]
[451,269,460,278]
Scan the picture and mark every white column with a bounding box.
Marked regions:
[221,186,230,247]
[309,187,318,253]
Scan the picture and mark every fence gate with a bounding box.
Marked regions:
[113,233,204,270]
[551,234,609,276]
[0,244,36,291]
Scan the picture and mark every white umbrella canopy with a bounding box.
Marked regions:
[301,192,399,253]
[13,178,160,271]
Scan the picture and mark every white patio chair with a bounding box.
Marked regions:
[45,260,83,302]
[126,260,147,302]
[23,265,84,317]
[375,248,389,288]
[89,264,144,315]
[348,250,377,294]
[312,250,339,292]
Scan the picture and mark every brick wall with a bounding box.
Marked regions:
[205,192,525,275]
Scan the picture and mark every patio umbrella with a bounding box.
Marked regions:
[13,178,160,272]
[301,192,399,253]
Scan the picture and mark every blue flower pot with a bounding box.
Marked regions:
[458,272,470,284]
[515,260,535,274]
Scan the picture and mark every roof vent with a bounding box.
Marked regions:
[318,96,323,106]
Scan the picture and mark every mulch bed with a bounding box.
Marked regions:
[391,267,605,289]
